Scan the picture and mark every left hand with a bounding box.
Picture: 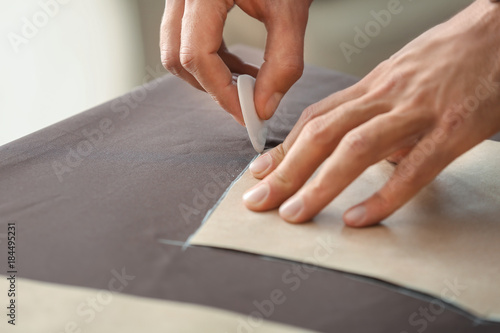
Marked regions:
[242,0,500,227]
[159,0,311,124]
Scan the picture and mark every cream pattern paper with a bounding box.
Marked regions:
[191,140,500,321]
[0,276,316,333]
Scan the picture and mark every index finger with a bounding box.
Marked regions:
[278,111,431,223]
[180,0,244,124]
[254,2,310,119]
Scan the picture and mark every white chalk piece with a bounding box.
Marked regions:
[237,75,267,153]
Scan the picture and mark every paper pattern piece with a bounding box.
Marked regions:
[191,140,500,321]
[0,276,316,333]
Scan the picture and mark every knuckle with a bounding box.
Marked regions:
[161,52,182,76]
[405,91,434,113]
[307,179,330,200]
[372,190,394,212]
[179,47,199,73]
[395,106,436,130]
[272,143,287,162]
[300,104,319,124]
[381,77,398,95]
[368,68,407,99]
[341,129,370,156]
[302,117,330,144]
[271,168,294,190]
[364,60,387,82]
[377,74,401,97]
[278,59,304,82]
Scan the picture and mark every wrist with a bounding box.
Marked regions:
[463,1,500,77]
[482,0,500,77]
[476,0,500,30]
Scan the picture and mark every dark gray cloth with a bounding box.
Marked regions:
[0,46,498,332]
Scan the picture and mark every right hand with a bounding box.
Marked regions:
[159,0,312,125]
[243,0,500,227]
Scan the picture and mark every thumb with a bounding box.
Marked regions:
[254,4,309,120]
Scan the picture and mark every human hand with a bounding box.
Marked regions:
[242,0,500,227]
[160,0,312,125]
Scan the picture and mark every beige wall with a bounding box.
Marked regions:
[0,0,474,146]
[136,0,473,78]
[223,0,473,76]
[0,0,145,146]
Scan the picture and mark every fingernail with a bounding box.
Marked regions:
[243,183,270,205]
[250,154,271,175]
[279,196,304,221]
[344,205,366,226]
[264,92,284,117]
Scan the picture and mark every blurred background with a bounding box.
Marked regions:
[0,0,473,146]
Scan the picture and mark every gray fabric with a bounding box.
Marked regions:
[0,46,498,332]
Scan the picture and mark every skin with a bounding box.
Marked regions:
[242,0,500,227]
[159,0,312,125]
[161,0,500,227]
